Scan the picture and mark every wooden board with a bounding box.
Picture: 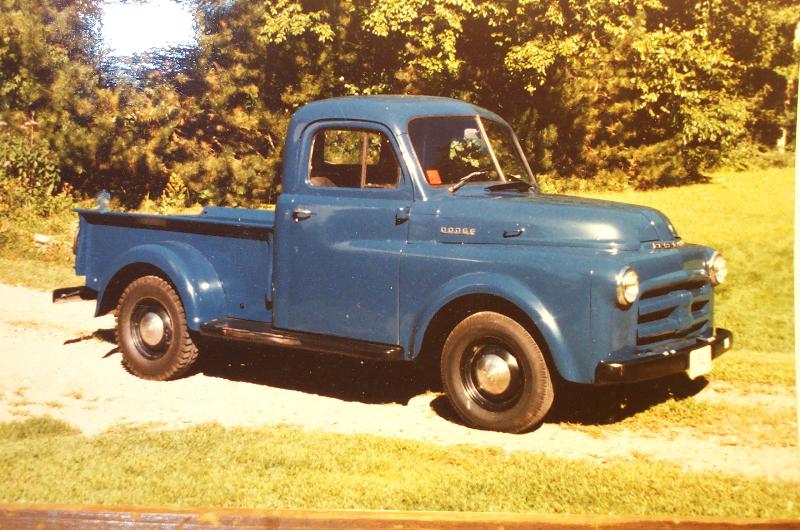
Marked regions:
[0,504,798,529]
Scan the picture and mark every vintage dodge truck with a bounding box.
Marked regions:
[56,96,732,433]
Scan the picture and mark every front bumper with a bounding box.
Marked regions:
[594,328,733,384]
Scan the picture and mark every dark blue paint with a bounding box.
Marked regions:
[76,210,273,327]
[74,96,722,384]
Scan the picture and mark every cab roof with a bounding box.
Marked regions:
[282,96,511,195]
[290,95,506,133]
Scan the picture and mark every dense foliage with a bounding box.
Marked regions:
[0,0,797,208]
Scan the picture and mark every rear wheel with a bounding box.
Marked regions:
[441,311,553,433]
[116,275,199,380]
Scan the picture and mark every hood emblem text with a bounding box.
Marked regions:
[441,226,476,236]
[652,240,685,250]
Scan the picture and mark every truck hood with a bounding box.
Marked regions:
[429,192,678,250]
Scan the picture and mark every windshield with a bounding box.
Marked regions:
[408,116,533,188]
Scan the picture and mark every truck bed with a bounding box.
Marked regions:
[75,207,275,327]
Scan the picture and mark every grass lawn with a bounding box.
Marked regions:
[0,417,798,518]
[0,256,78,289]
[557,386,797,447]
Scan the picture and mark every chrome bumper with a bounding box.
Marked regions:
[594,328,733,384]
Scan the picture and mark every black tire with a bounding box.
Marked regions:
[440,311,554,433]
[116,275,199,380]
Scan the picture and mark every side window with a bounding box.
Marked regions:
[309,128,400,189]
[322,130,362,165]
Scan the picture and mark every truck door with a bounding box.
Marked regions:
[273,123,412,346]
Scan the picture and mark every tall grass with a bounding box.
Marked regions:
[0,196,84,287]
[0,417,797,517]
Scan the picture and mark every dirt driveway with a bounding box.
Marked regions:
[0,283,797,481]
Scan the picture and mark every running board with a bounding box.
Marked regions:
[199,318,406,361]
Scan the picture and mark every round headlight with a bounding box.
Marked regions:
[616,267,640,307]
[709,253,727,285]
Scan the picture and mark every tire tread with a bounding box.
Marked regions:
[441,311,554,433]
[116,275,199,381]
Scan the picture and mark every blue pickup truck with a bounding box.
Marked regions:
[55,96,732,433]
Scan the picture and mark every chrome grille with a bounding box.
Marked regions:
[637,278,711,347]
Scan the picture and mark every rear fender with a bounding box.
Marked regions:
[97,241,226,330]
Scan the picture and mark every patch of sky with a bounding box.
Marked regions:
[101,0,196,57]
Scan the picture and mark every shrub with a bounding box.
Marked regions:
[0,129,61,216]
[158,172,189,213]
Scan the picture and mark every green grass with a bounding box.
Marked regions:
[584,167,794,356]
[0,416,79,440]
[565,396,797,447]
[0,256,79,290]
[550,372,797,445]
[711,349,796,388]
[0,417,797,517]
[0,198,83,289]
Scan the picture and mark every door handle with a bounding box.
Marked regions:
[503,228,525,238]
[292,208,312,222]
[395,206,410,224]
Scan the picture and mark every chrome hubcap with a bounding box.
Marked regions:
[474,353,512,395]
[130,299,172,359]
[139,311,166,347]
[461,341,524,412]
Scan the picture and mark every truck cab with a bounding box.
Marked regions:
[58,96,732,433]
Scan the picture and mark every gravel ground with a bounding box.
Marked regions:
[0,283,797,481]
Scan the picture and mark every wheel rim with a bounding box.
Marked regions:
[460,340,524,411]
[130,299,172,360]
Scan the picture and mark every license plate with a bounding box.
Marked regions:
[687,345,712,379]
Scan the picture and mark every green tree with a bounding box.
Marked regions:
[0,0,102,203]
[2,0,797,211]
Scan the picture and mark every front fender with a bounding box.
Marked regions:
[97,241,226,330]
[408,272,577,380]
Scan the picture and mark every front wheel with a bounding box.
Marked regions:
[441,311,554,433]
[116,275,199,380]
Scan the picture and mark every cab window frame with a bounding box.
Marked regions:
[306,125,403,192]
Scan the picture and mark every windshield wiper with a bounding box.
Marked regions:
[449,170,490,193]
[485,174,532,193]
